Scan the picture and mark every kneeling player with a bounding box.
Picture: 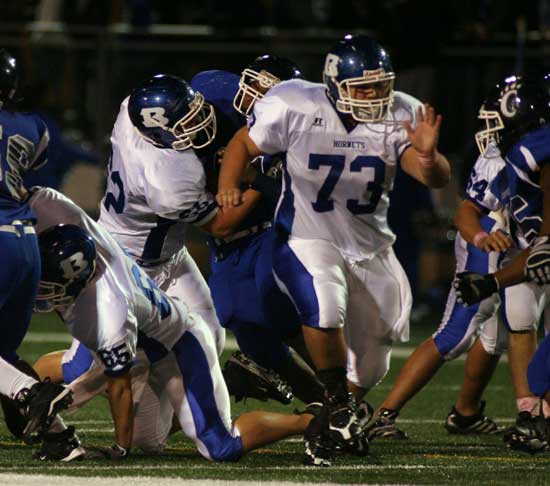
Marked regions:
[31,187,313,460]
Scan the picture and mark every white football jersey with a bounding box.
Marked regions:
[31,188,191,376]
[464,143,506,214]
[248,79,421,261]
[98,97,218,264]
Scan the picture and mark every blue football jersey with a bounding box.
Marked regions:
[190,70,244,169]
[190,70,282,250]
[503,126,549,244]
[0,110,49,224]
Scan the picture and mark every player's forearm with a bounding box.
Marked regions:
[107,373,134,449]
[416,151,451,188]
[493,248,529,288]
[454,200,485,245]
[218,128,258,192]
[202,189,262,238]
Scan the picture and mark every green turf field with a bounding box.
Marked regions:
[1,313,549,485]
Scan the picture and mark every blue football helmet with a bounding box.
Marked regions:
[128,74,216,151]
[35,224,97,312]
[475,75,550,156]
[233,54,303,116]
[323,34,395,123]
[0,48,18,109]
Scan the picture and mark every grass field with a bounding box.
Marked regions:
[1,313,549,485]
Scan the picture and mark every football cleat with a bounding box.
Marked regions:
[222,351,293,404]
[367,408,408,440]
[0,360,42,440]
[303,405,334,467]
[33,426,86,462]
[16,379,73,442]
[326,393,368,447]
[504,412,550,454]
[357,400,374,429]
[445,401,503,435]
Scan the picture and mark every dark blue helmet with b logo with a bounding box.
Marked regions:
[127,74,216,151]
[323,35,395,123]
[35,224,97,312]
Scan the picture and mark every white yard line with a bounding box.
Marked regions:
[0,475,417,486]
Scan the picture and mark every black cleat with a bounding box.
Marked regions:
[367,408,408,440]
[303,405,334,467]
[0,360,42,440]
[326,393,368,452]
[16,379,73,442]
[504,412,550,454]
[33,426,85,462]
[445,401,503,435]
[357,400,374,430]
[222,351,293,404]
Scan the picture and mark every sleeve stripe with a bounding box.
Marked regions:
[193,203,218,226]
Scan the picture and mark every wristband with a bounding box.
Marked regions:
[417,151,437,168]
[472,231,489,248]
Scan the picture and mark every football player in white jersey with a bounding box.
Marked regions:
[367,144,514,439]
[31,187,313,461]
[98,74,265,356]
[216,34,450,465]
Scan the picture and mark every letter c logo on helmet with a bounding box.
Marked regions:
[500,85,519,119]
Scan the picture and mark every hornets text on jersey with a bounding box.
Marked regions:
[248,79,422,261]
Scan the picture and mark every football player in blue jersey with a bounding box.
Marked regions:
[0,49,82,461]
[453,75,550,452]
[190,56,325,405]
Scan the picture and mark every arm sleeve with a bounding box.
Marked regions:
[30,114,50,170]
[464,157,503,213]
[248,93,290,155]
[94,292,136,378]
[142,153,218,225]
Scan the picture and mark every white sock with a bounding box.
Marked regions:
[0,357,37,399]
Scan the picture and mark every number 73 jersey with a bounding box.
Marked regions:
[248,79,421,261]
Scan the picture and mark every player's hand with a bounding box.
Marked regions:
[216,188,243,208]
[477,230,514,253]
[526,236,550,285]
[453,271,499,306]
[403,103,443,166]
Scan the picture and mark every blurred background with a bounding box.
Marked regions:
[3,0,549,320]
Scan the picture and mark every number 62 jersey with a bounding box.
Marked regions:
[248,79,422,262]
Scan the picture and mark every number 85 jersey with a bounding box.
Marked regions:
[248,79,421,261]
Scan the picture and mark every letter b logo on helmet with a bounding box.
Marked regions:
[140,107,169,128]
